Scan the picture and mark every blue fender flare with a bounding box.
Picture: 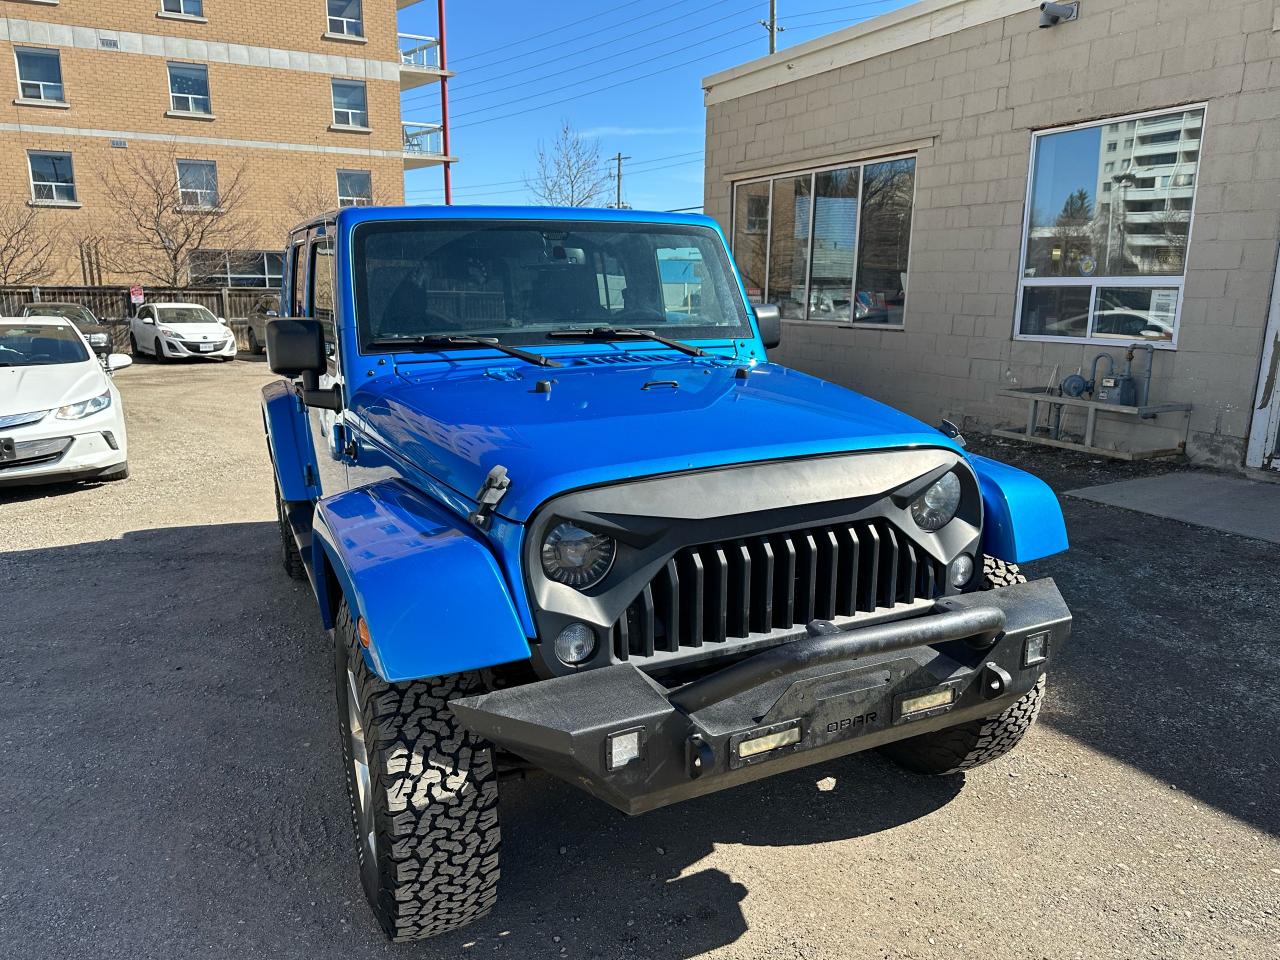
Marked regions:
[261,379,315,502]
[311,479,532,682]
[967,453,1069,564]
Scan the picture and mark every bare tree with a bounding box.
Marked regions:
[0,200,62,286]
[283,176,398,231]
[525,121,610,207]
[96,144,260,287]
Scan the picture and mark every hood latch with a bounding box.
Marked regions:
[468,465,511,531]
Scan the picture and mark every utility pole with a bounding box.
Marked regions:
[438,0,452,205]
[759,0,783,54]
[611,152,631,209]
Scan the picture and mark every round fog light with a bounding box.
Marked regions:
[950,554,975,588]
[555,623,597,665]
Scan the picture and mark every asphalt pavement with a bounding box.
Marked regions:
[1,358,1276,960]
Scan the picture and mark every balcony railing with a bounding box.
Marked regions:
[403,121,443,156]
[399,33,440,70]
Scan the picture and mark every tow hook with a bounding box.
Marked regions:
[687,735,714,779]
[980,662,1013,699]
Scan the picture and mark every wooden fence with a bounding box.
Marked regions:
[0,285,278,321]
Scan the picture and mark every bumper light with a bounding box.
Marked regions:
[899,687,956,718]
[606,728,643,770]
[1023,630,1049,666]
[950,554,974,588]
[554,623,596,665]
[735,725,801,760]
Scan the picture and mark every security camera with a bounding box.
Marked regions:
[1039,2,1079,27]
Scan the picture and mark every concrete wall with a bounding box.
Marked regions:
[704,0,1280,465]
[0,0,410,284]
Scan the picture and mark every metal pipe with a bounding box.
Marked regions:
[668,605,1007,714]
[1089,352,1115,394]
[1132,342,1155,406]
[437,0,451,205]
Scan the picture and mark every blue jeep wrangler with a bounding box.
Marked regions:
[263,206,1070,941]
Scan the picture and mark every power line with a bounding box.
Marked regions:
[404,151,705,196]
[406,157,705,202]
[448,0,683,69]
[432,0,753,104]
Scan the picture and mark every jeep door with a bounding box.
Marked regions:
[299,231,350,497]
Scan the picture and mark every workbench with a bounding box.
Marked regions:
[993,387,1192,460]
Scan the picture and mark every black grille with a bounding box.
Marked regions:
[611,518,946,661]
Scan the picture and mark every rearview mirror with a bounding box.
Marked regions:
[267,318,341,411]
[754,303,782,349]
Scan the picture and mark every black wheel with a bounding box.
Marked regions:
[153,338,167,364]
[275,485,307,581]
[879,556,1045,775]
[99,462,130,482]
[128,332,140,357]
[247,328,263,355]
[334,604,500,941]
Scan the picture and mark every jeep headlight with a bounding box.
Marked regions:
[56,389,112,420]
[910,472,962,531]
[541,522,616,589]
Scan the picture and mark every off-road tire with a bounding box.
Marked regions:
[334,605,500,942]
[879,556,1045,775]
[275,485,306,581]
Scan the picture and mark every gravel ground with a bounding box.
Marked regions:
[1,359,1277,960]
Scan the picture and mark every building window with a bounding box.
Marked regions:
[28,151,77,204]
[162,0,204,16]
[168,62,212,114]
[1017,105,1205,347]
[337,169,373,206]
[177,159,218,208]
[191,250,285,288]
[730,154,916,327]
[331,79,368,128]
[327,0,364,37]
[15,47,65,103]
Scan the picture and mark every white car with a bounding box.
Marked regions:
[0,317,131,487]
[129,302,237,361]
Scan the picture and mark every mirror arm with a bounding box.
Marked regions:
[296,369,343,411]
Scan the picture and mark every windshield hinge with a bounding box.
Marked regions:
[468,465,511,531]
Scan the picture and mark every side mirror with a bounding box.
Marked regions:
[266,310,279,318]
[107,353,133,372]
[218,317,228,325]
[267,318,341,411]
[754,303,782,349]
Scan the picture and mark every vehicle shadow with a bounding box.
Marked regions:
[0,521,961,960]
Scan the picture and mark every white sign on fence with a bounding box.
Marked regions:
[129,285,144,305]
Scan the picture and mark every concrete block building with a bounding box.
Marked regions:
[703,0,1280,471]
[0,0,450,286]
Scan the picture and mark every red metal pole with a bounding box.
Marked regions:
[437,0,451,205]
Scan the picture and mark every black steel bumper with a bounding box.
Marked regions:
[451,578,1070,815]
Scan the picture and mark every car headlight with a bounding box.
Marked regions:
[910,472,962,531]
[56,389,112,420]
[541,522,616,589]
[159,327,179,338]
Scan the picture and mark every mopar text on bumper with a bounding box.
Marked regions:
[452,578,1070,814]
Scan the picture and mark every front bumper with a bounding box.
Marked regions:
[159,336,236,359]
[0,409,127,487]
[452,578,1070,814]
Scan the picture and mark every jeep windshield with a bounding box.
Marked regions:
[352,219,753,352]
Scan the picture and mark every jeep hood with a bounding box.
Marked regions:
[351,356,961,523]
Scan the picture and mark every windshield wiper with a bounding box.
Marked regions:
[545,326,705,357]
[367,334,562,368]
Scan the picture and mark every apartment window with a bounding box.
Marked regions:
[192,250,285,288]
[168,63,211,114]
[177,159,218,208]
[730,155,916,327]
[331,79,368,128]
[337,169,373,206]
[162,0,204,16]
[28,151,77,204]
[15,47,64,103]
[327,0,364,37]
[1016,105,1205,347]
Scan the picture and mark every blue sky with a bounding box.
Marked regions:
[397,0,913,211]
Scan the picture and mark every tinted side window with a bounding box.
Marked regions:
[310,239,336,357]
[289,242,306,316]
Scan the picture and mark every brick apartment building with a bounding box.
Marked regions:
[0,0,450,287]
[703,0,1280,471]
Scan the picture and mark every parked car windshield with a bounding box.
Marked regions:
[352,220,752,350]
[22,303,98,325]
[0,323,90,366]
[158,306,218,324]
